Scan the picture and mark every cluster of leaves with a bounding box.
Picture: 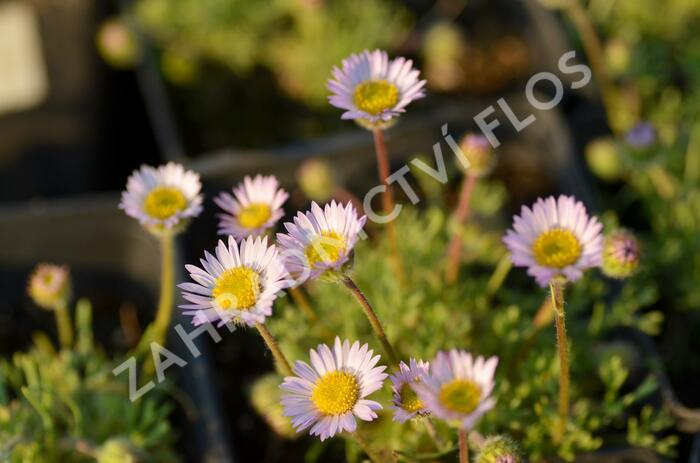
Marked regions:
[132,0,410,107]
[267,177,677,461]
[0,300,177,462]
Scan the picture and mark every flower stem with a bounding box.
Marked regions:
[153,232,175,346]
[550,279,570,443]
[372,128,405,284]
[423,418,444,450]
[458,428,469,463]
[342,275,399,366]
[446,174,477,284]
[54,301,73,348]
[485,253,512,300]
[255,322,294,376]
[352,431,383,463]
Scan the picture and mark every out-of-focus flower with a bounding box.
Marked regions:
[605,38,631,77]
[625,122,657,149]
[96,438,137,463]
[390,358,430,423]
[503,195,603,287]
[250,373,298,439]
[474,435,523,463]
[297,159,336,202]
[413,350,498,429]
[601,229,641,279]
[277,201,366,283]
[27,264,71,310]
[178,236,290,327]
[328,49,426,129]
[96,17,141,69]
[460,133,496,178]
[120,163,202,234]
[585,137,622,182]
[214,175,289,240]
[280,338,387,441]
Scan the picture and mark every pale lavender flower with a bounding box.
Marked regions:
[178,236,290,327]
[413,350,498,429]
[328,49,426,124]
[503,195,603,287]
[390,358,431,423]
[280,338,387,441]
[214,175,288,240]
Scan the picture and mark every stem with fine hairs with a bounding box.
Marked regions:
[352,431,383,463]
[458,428,469,463]
[372,128,405,284]
[255,322,294,376]
[446,174,477,284]
[341,275,399,366]
[54,301,74,349]
[550,279,570,443]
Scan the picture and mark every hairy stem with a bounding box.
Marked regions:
[372,128,405,284]
[342,276,399,366]
[54,302,73,349]
[255,323,294,376]
[446,174,478,283]
[550,279,570,443]
[153,232,175,345]
[458,428,469,463]
[352,431,384,463]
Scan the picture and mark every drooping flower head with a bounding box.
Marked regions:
[390,358,430,423]
[27,264,71,310]
[277,201,366,283]
[503,195,603,287]
[601,229,641,279]
[214,175,289,240]
[280,337,387,441]
[178,236,290,327]
[328,49,426,129]
[120,162,202,234]
[413,350,498,429]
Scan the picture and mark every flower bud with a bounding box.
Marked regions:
[625,122,656,149]
[250,374,297,439]
[585,137,622,182]
[460,133,496,178]
[96,17,141,69]
[475,435,523,463]
[96,438,137,463]
[601,229,641,279]
[605,39,631,77]
[297,159,336,202]
[27,264,71,311]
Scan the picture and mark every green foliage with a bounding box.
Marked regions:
[268,179,677,461]
[133,0,410,107]
[0,300,178,463]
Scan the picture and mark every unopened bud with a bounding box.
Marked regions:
[460,133,496,178]
[297,159,336,202]
[96,17,141,69]
[475,435,523,463]
[602,229,641,279]
[96,438,137,463]
[585,137,622,182]
[27,264,71,311]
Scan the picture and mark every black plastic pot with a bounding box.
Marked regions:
[0,194,234,463]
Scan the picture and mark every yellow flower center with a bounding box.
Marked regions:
[238,203,272,229]
[532,227,582,269]
[143,186,187,220]
[399,383,424,413]
[311,371,359,416]
[212,267,261,310]
[304,231,347,269]
[353,80,399,115]
[439,379,481,415]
